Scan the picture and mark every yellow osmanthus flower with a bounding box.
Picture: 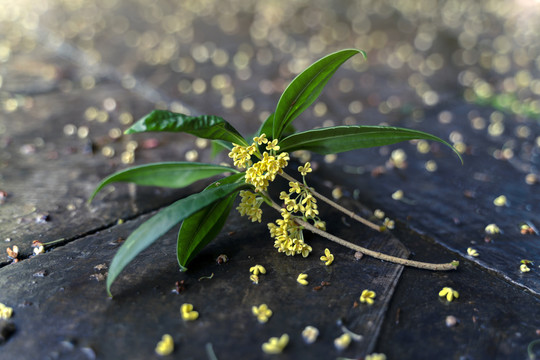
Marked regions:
[250,274,260,284]
[253,134,268,145]
[262,334,289,354]
[155,334,174,356]
[360,289,376,305]
[297,273,309,285]
[320,248,334,266]
[266,139,280,151]
[180,303,199,321]
[391,189,404,200]
[493,195,507,206]
[485,223,500,234]
[301,326,319,344]
[252,304,273,323]
[289,181,302,194]
[366,353,387,360]
[520,264,531,273]
[383,217,394,230]
[0,303,13,319]
[374,209,385,219]
[298,162,312,176]
[334,333,351,350]
[228,143,255,169]
[439,287,459,302]
[245,152,289,192]
[467,247,479,257]
[237,190,263,223]
[250,264,266,275]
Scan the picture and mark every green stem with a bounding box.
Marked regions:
[280,172,383,232]
[268,201,458,271]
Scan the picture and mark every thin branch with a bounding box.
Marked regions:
[280,171,383,232]
[268,201,458,271]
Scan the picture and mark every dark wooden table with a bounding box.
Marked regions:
[1,1,539,359]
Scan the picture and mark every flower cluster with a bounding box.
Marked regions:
[228,134,289,193]
[237,190,263,223]
[268,209,312,257]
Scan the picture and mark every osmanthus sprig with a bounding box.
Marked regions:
[89,49,462,296]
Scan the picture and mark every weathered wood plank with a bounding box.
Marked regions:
[0,204,407,359]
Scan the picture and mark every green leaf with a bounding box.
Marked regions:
[126,110,249,146]
[210,140,233,159]
[89,162,237,202]
[177,173,245,270]
[273,49,365,140]
[278,126,463,162]
[106,181,250,296]
[257,113,275,138]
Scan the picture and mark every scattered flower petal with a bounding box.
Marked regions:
[366,353,387,360]
[252,304,273,323]
[467,247,479,257]
[391,190,404,200]
[180,303,199,321]
[250,274,260,284]
[297,273,309,286]
[334,333,351,350]
[320,248,334,266]
[250,264,266,275]
[383,217,395,230]
[373,209,385,219]
[520,264,531,273]
[493,195,507,206]
[359,289,376,305]
[155,334,174,356]
[301,326,319,344]
[262,334,289,354]
[0,303,13,319]
[485,223,500,234]
[439,287,459,302]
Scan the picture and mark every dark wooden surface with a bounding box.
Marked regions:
[1,1,539,359]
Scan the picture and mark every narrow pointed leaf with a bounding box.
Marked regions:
[177,173,245,270]
[89,162,237,202]
[106,181,250,296]
[257,113,275,138]
[273,49,365,140]
[126,110,248,146]
[278,126,462,162]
